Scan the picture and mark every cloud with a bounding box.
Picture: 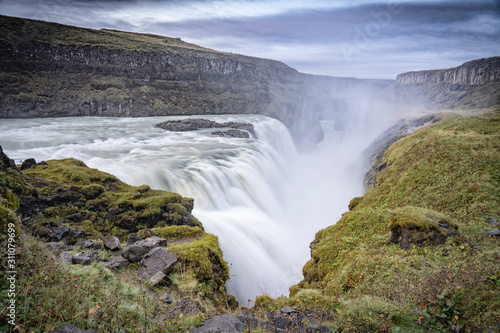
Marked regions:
[0,0,499,78]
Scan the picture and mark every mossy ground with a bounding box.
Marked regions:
[283,109,500,332]
[0,156,233,332]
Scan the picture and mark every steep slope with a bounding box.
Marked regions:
[384,57,500,110]
[281,109,500,332]
[0,15,394,149]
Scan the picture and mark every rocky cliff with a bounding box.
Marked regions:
[0,15,390,149]
[396,57,500,85]
[384,57,500,110]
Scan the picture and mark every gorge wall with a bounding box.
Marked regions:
[0,15,389,149]
[396,57,500,85]
[385,57,500,110]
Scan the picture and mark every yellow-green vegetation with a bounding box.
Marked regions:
[20,158,201,239]
[0,15,213,53]
[0,152,234,331]
[287,109,500,332]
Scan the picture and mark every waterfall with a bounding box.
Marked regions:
[0,113,377,304]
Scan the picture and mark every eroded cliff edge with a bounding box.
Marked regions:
[0,15,390,149]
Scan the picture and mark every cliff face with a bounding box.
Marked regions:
[396,57,500,85]
[385,57,500,110]
[0,15,393,149]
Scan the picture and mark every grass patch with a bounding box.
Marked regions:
[290,109,500,332]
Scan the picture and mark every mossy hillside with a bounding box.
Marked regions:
[0,14,213,53]
[0,154,234,331]
[289,109,500,332]
[19,158,201,239]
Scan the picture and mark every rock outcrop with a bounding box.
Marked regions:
[155,118,255,137]
[396,57,500,85]
[0,15,391,149]
[385,57,500,110]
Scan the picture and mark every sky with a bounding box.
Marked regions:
[0,0,499,79]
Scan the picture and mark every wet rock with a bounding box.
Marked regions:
[488,228,500,236]
[191,314,246,333]
[127,233,143,245]
[102,236,121,251]
[155,119,255,137]
[50,323,96,333]
[21,158,37,170]
[212,129,250,138]
[72,255,92,265]
[138,247,177,281]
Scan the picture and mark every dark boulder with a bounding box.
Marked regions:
[102,236,121,251]
[21,158,37,170]
[190,314,246,333]
[138,247,177,282]
[122,236,167,262]
[212,129,250,138]
[72,256,92,266]
[127,233,143,245]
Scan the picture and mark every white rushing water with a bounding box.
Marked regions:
[0,114,383,304]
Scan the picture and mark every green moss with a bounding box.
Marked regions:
[388,206,457,231]
[154,225,204,240]
[20,158,197,237]
[348,196,362,211]
[291,109,500,332]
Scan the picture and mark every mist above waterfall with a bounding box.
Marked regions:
[0,104,403,304]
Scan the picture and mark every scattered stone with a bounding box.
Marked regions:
[102,236,121,251]
[72,255,92,265]
[83,239,102,249]
[45,241,66,255]
[108,255,129,269]
[162,293,171,302]
[488,228,500,236]
[155,119,255,137]
[490,218,498,227]
[137,236,167,251]
[149,271,172,286]
[212,129,250,138]
[50,323,96,333]
[279,306,297,314]
[51,227,72,242]
[21,158,37,170]
[122,243,149,263]
[37,161,48,166]
[190,314,246,333]
[138,247,177,281]
[127,233,143,245]
[438,223,449,228]
[442,249,449,256]
[60,252,73,265]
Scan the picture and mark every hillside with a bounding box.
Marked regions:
[0,15,390,150]
[278,109,500,332]
[384,57,500,110]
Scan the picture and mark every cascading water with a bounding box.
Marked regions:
[0,113,386,304]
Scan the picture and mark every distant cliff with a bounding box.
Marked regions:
[396,57,500,85]
[0,15,389,149]
[384,57,500,110]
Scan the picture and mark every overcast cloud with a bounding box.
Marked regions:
[0,0,499,78]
